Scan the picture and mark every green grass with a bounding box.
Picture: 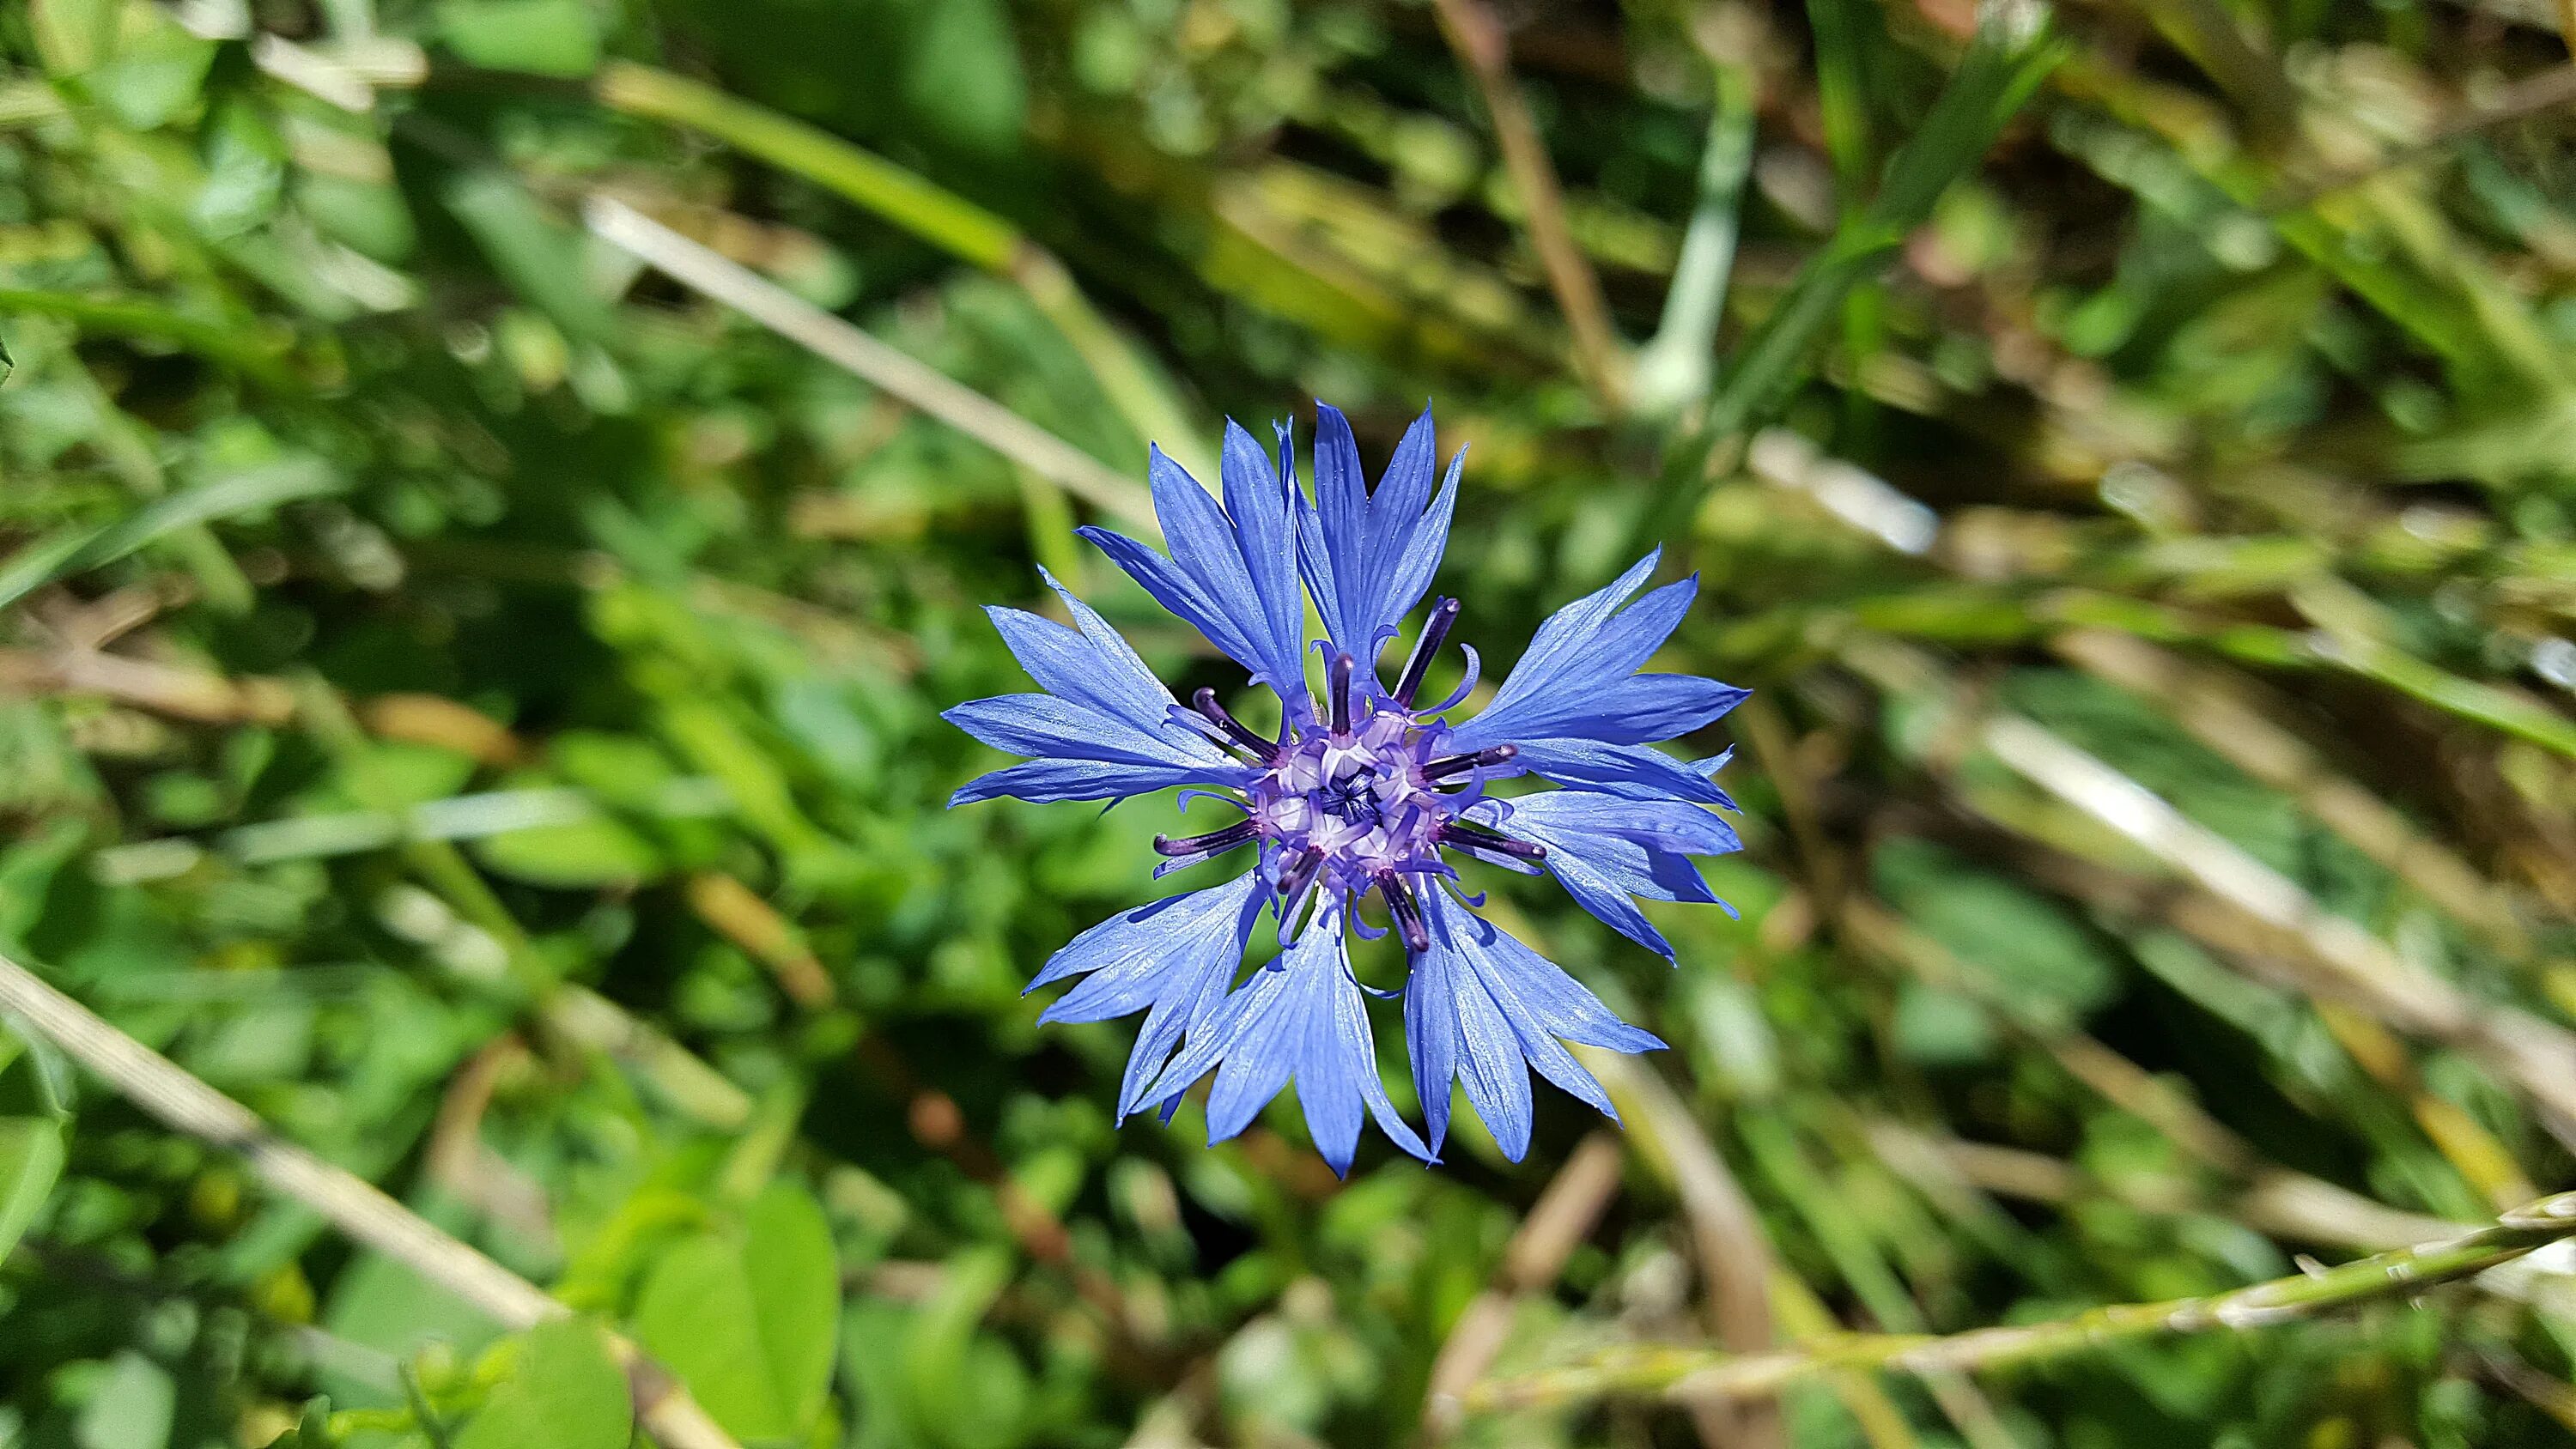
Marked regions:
[6,0,2576,1445]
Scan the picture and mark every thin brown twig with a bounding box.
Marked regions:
[1841,899,2511,1248]
[1421,1131,1625,1442]
[1427,0,1627,411]
[684,871,837,1009]
[0,646,295,724]
[848,1036,1159,1379]
[0,948,743,1449]
[1582,1047,1785,1449]
[425,1034,556,1245]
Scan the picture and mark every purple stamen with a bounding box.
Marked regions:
[1439,821,1546,861]
[1193,688,1279,761]
[1328,652,1355,736]
[1153,819,1258,858]
[1394,597,1461,708]
[1378,875,1431,954]
[1275,845,1327,900]
[1423,743,1517,781]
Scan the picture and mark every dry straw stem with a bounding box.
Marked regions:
[584,197,1158,533]
[0,645,295,725]
[0,949,744,1449]
[1843,903,2498,1251]
[589,63,1204,481]
[1466,1189,2576,1414]
[1980,712,2576,1135]
[1427,0,1628,411]
[2049,628,2529,954]
[1864,1120,2471,1255]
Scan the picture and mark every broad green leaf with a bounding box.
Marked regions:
[1892,981,1998,1066]
[0,1116,65,1263]
[634,1182,838,1442]
[76,1350,175,1449]
[437,0,602,79]
[319,1248,503,1408]
[471,815,664,888]
[191,100,288,240]
[454,1319,631,1449]
[1874,838,2119,1020]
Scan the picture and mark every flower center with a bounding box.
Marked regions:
[1255,705,1442,874]
[1152,603,1543,955]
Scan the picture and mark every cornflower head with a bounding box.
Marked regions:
[948,404,1745,1173]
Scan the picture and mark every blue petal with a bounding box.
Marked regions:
[1455,676,1746,749]
[1489,791,1741,959]
[948,758,1238,806]
[1505,738,1735,807]
[1296,403,1462,680]
[1501,789,1742,860]
[950,576,1246,807]
[1405,900,1534,1159]
[1408,891,1664,1159]
[981,567,1201,740]
[1219,421,1305,688]
[945,694,1209,768]
[1078,438,1306,700]
[1449,553,1744,751]
[1145,919,1432,1175]
[1028,871,1268,1117]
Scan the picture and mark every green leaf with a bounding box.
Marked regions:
[29,0,118,75]
[898,0,1025,155]
[454,1319,631,1449]
[258,1398,334,1447]
[76,1349,175,1449]
[1893,981,1998,1066]
[633,1182,839,1442]
[471,814,664,888]
[318,1247,504,1408]
[443,171,619,345]
[88,3,215,130]
[0,1115,65,1263]
[0,458,343,612]
[192,100,289,240]
[437,0,602,79]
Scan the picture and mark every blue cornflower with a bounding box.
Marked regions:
[948,403,1745,1173]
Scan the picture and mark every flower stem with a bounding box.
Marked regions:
[1466,1191,2576,1414]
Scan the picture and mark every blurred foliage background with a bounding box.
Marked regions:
[6,0,2576,1444]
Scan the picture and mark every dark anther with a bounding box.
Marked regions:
[1328,652,1355,735]
[1423,743,1517,781]
[1378,875,1431,954]
[1440,821,1546,861]
[1193,688,1279,761]
[1394,597,1461,709]
[1153,820,1258,858]
[1275,846,1327,900]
